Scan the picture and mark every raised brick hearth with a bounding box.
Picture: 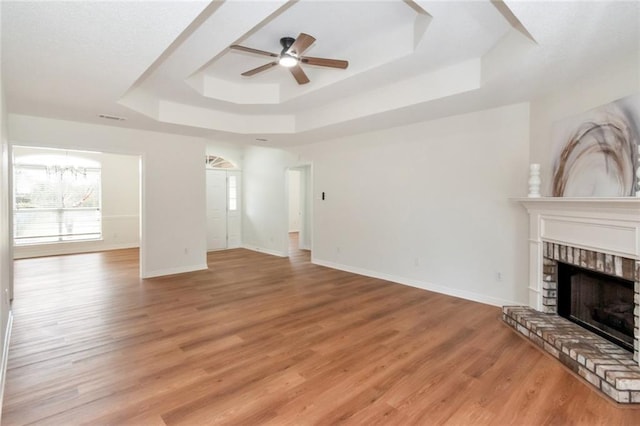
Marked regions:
[503,306,640,403]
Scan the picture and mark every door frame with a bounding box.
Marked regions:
[286,164,312,252]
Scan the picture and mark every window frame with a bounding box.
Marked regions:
[13,160,103,246]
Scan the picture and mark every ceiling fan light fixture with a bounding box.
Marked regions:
[278,54,298,68]
[230,33,347,85]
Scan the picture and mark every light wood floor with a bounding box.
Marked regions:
[3,236,639,425]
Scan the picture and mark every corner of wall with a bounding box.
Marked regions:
[241,244,288,258]
[0,7,14,415]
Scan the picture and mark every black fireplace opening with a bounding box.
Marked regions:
[557,262,634,352]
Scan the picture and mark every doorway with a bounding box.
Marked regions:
[287,165,311,253]
[10,146,142,304]
[11,146,142,259]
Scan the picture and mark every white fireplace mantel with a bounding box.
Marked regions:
[515,197,640,310]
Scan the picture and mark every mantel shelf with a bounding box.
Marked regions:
[512,197,640,213]
[512,197,640,202]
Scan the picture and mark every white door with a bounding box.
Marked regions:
[206,169,227,251]
[226,171,242,248]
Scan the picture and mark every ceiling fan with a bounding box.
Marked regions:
[229,33,348,85]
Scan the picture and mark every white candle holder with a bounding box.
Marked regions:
[637,145,640,197]
[528,163,541,198]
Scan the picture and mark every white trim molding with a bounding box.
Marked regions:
[141,263,208,279]
[0,311,13,423]
[313,258,521,308]
[241,245,288,258]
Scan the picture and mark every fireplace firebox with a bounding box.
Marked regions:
[557,262,634,352]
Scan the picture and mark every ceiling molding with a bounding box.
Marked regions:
[490,0,536,43]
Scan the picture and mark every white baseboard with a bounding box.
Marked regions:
[241,245,288,258]
[0,311,13,423]
[142,263,208,279]
[102,243,140,251]
[14,242,140,259]
[312,258,521,308]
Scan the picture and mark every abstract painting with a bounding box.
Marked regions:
[551,94,639,197]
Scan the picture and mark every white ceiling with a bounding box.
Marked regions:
[2,0,639,147]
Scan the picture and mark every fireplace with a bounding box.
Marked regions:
[505,198,640,403]
[557,262,634,352]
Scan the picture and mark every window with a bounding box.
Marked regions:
[205,155,235,169]
[228,175,237,211]
[13,151,102,245]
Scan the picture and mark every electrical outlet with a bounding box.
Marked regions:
[496,271,503,282]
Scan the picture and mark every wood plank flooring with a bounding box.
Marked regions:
[2,236,639,425]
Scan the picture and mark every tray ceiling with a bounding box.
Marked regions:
[2,0,638,146]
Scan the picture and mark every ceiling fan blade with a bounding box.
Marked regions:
[289,65,310,85]
[300,56,349,69]
[230,45,278,58]
[241,62,278,76]
[286,33,316,57]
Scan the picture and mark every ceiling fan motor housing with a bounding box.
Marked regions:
[279,37,296,54]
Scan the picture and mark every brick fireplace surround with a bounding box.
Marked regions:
[505,198,640,404]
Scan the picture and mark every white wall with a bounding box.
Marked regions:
[12,147,140,258]
[242,146,296,256]
[292,103,531,306]
[529,54,640,196]
[296,165,312,250]
[8,115,207,278]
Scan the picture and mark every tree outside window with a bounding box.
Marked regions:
[14,151,102,245]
